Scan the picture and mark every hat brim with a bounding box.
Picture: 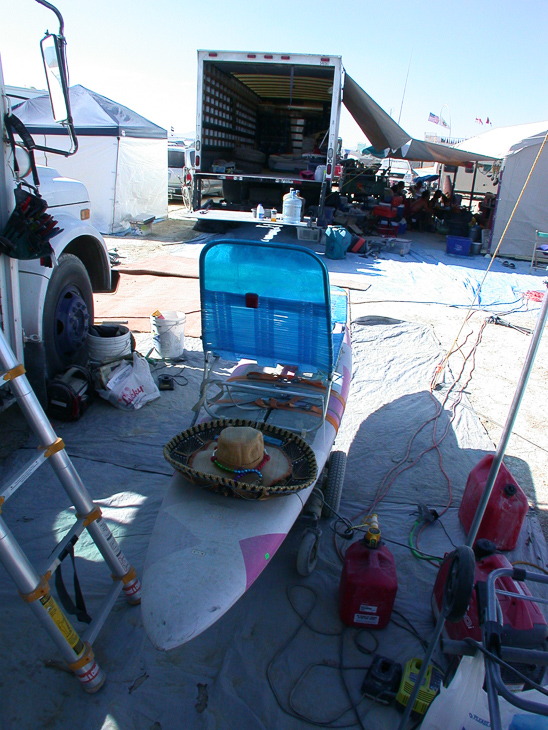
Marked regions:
[164,418,318,499]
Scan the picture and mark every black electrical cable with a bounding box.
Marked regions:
[266,585,375,728]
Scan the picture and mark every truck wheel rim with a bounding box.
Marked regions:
[54,285,90,356]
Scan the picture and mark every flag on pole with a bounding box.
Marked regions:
[475,118,483,125]
[440,115,449,129]
[486,117,491,125]
[428,112,440,124]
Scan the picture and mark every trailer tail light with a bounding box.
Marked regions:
[247,54,256,59]
[264,55,273,59]
[281,55,290,60]
[80,208,90,220]
[195,155,200,168]
[326,164,332,176]
[185,172,192,184]
[208,52,218,57]
[321,57,330,63]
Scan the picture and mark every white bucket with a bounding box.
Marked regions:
[87,324,132,364]
[150,310,186,360]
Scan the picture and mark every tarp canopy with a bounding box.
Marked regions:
[454,121,548,159]
[14,85,167,233]
[14,84,167,139]
[343,74,497,166]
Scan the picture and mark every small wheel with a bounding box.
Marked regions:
[296,530,320,577]
[322,450,347,518]
[442,545,476,623]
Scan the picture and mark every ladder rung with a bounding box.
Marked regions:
[42,516,89,578]
[82,581,124,646]
[0,451,48,505]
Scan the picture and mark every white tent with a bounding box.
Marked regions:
[14,85,168,234]
[456,122,548,258]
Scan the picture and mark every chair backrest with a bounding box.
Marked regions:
[199,239,333,373]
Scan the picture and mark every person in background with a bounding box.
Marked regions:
[411,181,425,199]
[409,190,433,230]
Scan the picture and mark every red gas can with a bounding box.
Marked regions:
[339,541,398,629]
[458,454,528,551]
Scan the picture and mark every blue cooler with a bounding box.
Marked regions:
[446,235,471,256]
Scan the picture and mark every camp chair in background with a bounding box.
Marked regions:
[192,239,348,434]
[531,230,548,271]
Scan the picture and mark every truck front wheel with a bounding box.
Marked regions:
[42,253,94,378]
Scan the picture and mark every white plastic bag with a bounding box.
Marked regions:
[421,653,490,730]
[422,652,548,729]
[98,352,160,410]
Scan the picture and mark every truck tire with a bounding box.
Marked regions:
[42,253,94,378]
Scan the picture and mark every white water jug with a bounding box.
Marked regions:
[282,189,302,224]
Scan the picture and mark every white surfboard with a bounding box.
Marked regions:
[142,332,351,651]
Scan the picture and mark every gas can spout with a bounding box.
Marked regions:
[362,514,381,549]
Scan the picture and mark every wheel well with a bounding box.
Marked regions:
[62,236,110,292]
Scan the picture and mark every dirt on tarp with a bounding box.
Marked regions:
[94,255,202,336]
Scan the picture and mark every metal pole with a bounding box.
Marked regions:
[399,282,548,730]
[469,164,478,210]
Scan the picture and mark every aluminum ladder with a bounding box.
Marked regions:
[0,327,141,692]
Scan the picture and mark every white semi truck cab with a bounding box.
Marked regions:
[0,1,114,406]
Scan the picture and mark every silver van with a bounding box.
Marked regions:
[168,146,194,200]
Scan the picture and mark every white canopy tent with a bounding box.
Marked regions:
[455,122,548,258]
[14,85,168,234]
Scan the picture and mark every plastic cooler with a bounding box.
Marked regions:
[446,235,471,256]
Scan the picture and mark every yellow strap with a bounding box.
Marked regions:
[42,438,65,458]
[330,390,347,409]
[0,496,4,515]
[112,565,137,585]
[19,577,49,603]
[67,642,95,671]
[2,364,25,382]
[326,413,339,433]
[77,507,102,527]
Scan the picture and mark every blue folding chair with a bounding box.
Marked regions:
[193,239,348,433]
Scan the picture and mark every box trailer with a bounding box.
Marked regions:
[192,50,343,224]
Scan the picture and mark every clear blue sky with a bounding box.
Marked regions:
[2,0,547,148]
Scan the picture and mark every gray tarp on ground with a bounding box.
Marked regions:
[343,74,498,166]
[0,237,546,729]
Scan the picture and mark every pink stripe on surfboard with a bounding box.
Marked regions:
[240,533,286,590]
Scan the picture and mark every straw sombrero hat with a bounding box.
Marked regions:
[164,419,318,499]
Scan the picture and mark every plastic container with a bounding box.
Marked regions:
[446,235,471,256]
[470,242,482,255]
[314,164,326,182]
[325,226,351,259]
[87,324,132,364]
[256,203,265,220]
[459,454,529,551]
[339,540,398,629]
[150,310,186,360]
[282,189,302,224]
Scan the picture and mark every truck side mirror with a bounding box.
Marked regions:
[40,33,70,123]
